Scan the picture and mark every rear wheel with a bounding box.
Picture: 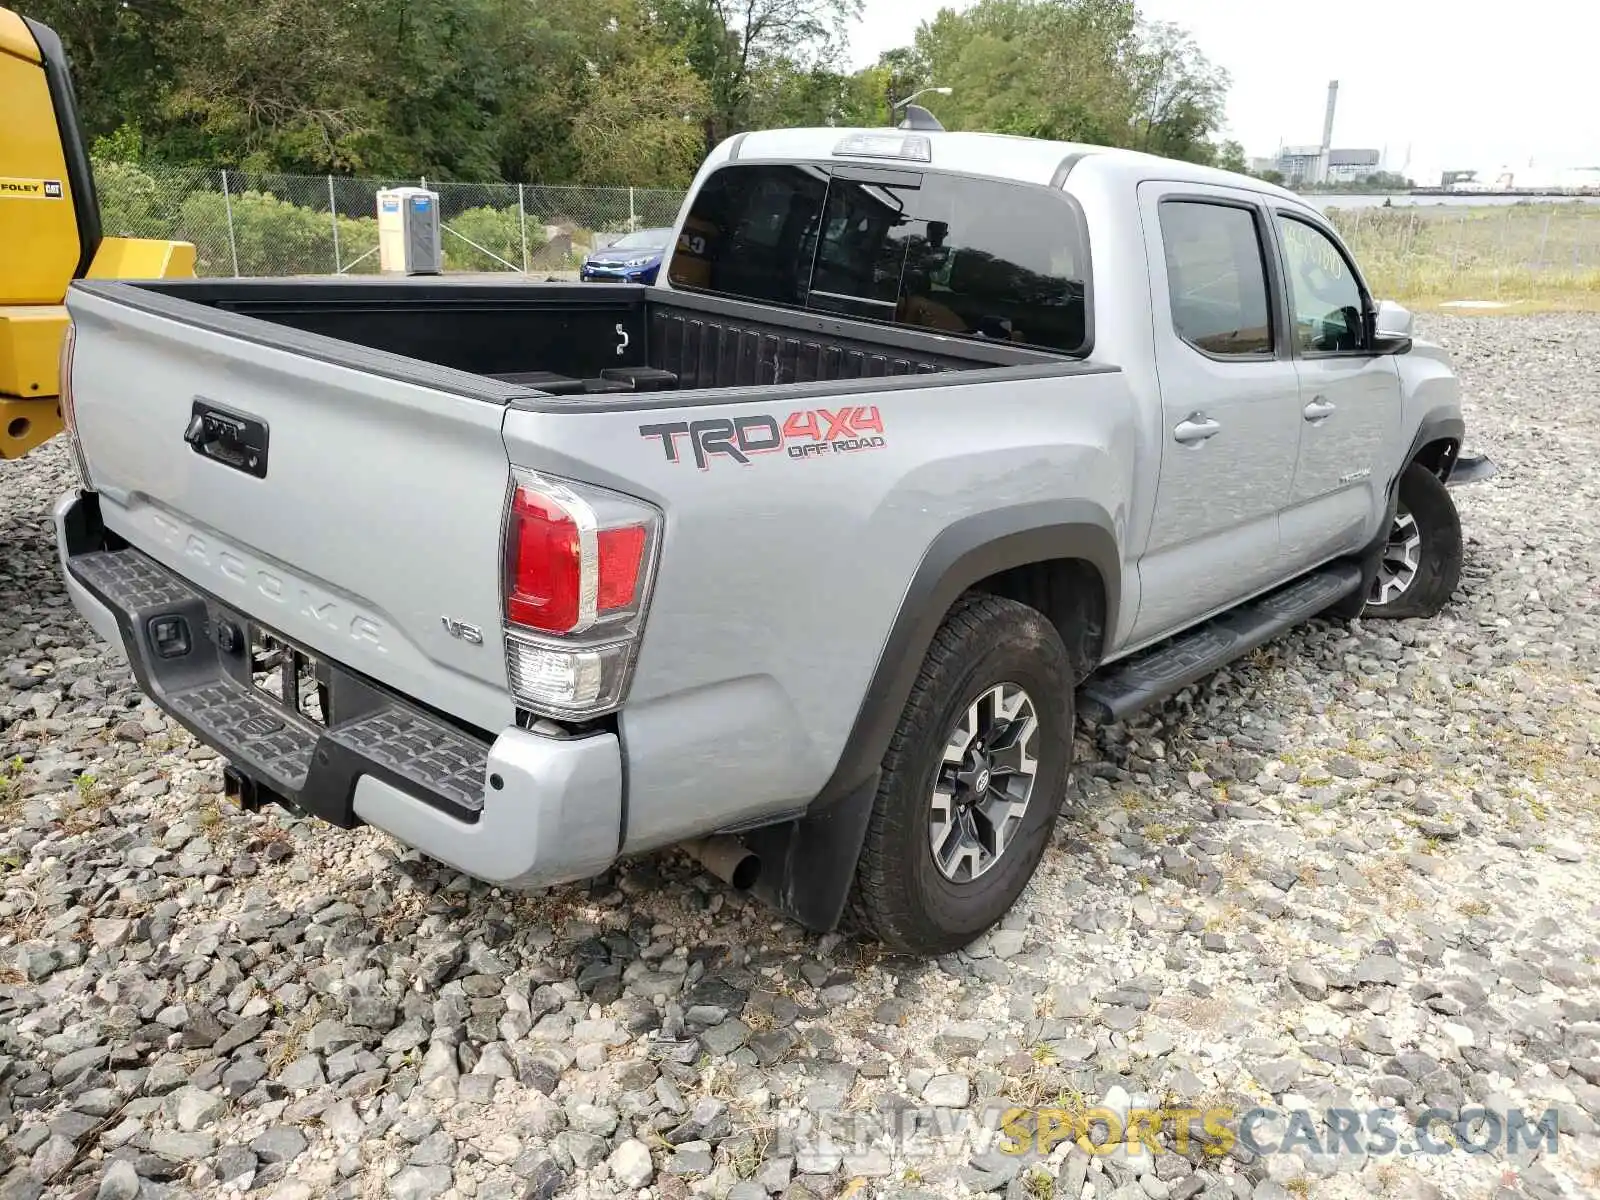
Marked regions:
[847,594,1073,956]
[1363,461,1462,620]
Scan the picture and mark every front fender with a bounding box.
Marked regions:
[1404,409,1466,475]
[1395,333,1466,485]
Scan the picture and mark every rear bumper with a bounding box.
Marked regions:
[54,491,621,889]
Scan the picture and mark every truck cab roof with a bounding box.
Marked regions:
[718,126,1305,204]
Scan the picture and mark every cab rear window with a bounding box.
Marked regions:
[668,163,1092,356]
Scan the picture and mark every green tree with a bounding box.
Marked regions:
[911,0,1142,143]
[659,0,862,153]
[91,160,170,238]
[747,60,884,129]
[570,46,710,185]
[15,0,180,146]
[1210,139,1248,174]
[155,0,387,171]
[899,0,1232,160]
[1127,20,1229,162]
[23,0,1241,184]
[875,47,926,119]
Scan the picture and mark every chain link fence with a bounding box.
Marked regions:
[93,161,689,278]
[1325,201,1600,304]
[95,163,1600,303]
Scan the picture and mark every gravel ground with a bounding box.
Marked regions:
[1,314,1597,1200]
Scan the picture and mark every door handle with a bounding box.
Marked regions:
[1303,397,1337,422]
[1173,413,1221,444]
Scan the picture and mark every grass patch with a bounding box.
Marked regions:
[267,1002,324,1074]
[60,772,113,834]
[1,757,27,817]
[1326,202,1600,310]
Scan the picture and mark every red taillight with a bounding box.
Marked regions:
[504,476,655,636]
[506,489,581,632]
[501,470,660,717]
[597,525,646,611]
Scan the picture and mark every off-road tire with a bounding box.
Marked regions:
[846,594,1073,956]
[1363,461,1463,620]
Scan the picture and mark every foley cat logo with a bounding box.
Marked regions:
[0,177,64,199]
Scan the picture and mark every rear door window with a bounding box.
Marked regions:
[1157,200,1274,357]
[667,163,1091,355]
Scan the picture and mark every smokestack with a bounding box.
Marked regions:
[1321,80,1339,152]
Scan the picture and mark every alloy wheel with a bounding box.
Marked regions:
[1370,508,1422,605]
[928,682,1040,883]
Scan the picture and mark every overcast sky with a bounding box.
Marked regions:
[847,0,1600,181]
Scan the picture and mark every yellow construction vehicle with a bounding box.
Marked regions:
[0,7,194,459]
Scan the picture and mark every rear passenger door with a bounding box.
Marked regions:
[1132,184,1301,642]
[1270,211,1404,565]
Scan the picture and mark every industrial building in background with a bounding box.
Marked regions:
[1442,165,1600,193]
[1252,80,1383,187]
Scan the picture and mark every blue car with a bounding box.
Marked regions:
[579,227,674,284]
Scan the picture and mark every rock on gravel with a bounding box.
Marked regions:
[921,1073,972,1107]
[93,1161,138,1200]
[1,316,1599,1200]
[610,1138,655,1188]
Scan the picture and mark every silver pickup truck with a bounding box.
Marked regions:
[55,127,1491,956]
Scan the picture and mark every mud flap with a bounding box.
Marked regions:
[1325,486,1402,622]
[739,772,879,933]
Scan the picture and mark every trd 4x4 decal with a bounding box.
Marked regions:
[641,405,886,469]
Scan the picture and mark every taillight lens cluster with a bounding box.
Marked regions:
[502,469,661,719]
[58,322,94,489]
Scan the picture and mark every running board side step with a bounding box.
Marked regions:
[1447,450,1496,486]
[1078,561,1364,724]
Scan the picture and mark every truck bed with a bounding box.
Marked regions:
[60,269,1127,873]
[87,277,1071,402]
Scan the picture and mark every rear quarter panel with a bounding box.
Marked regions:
[503,369,1137,852]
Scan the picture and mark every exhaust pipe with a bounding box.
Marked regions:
[681,836,760,891]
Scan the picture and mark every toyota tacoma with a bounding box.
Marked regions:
[54,126,1492,955]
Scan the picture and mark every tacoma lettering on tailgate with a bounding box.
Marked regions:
[640,406,886,469]
[148,512,388,651]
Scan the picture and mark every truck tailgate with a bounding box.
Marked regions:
[64,284,515,733]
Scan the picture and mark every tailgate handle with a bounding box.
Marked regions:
[186,398,270,479]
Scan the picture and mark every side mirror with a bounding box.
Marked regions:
[1374,298,1414,336]
[1369,298,1414,354]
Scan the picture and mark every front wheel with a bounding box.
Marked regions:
[846,594,1073,956]
[1363,461,1463,620]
